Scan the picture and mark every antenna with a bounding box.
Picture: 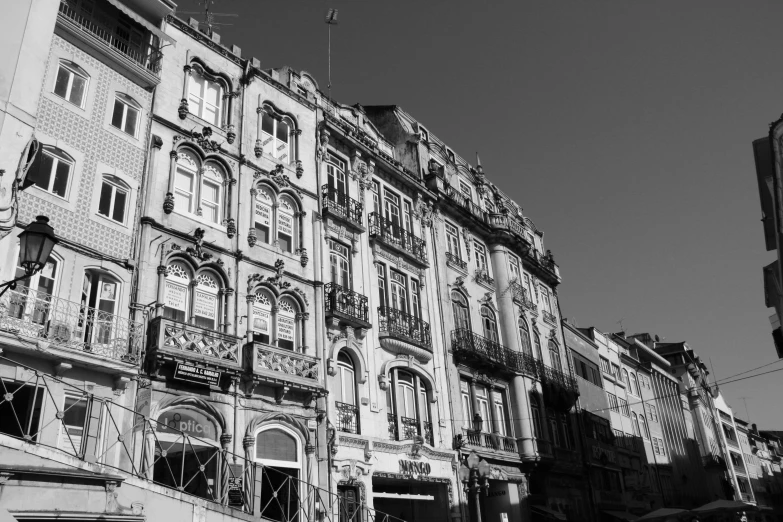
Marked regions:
[738,397,752,422]
[616,317,625,334]
[325,8,338,100]
[178,0,237,36]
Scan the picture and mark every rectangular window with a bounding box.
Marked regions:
[376,264,387,308]
[474,242,489,274]
[600,357,611,375]
[371,181,380,213]
[459,180,472,202]
[111,97,139,136]
[608,393,619,413]
[97,179,129,224]
[0,381,43,442]
[589,368,602,387]
[619,398,630,416]
[29,148,72,198]
[54,62,88,107]
[201,179,221,224]
[411,279,421,319]
[404,200,413,233]
[540,286,551,313]
[59,393,89,454]
[611,363,620,377]
[492,390,508,436]
[509,254,521,281]
[278,212,294,252]
[475,386,491,432]
[460,380,472,431]
[174,169,195,213]
[446,222,461,257]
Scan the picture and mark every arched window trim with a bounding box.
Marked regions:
[170,147,230,227]
[249,285,307,352]
[481,305,499,343]
[250,182,303,252]
[387,368,432,442]
[629,372,639,397]
[253,424,303,470]
[548,339,562,371]
[28,145,74,199]
[451,290,471,332]
[53,60,90,108]
[186,61,231,128]
[336,351,357,406]
[257,101,300,164]
[162,257,229,331]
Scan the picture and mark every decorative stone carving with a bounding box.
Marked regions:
[296,160,304,179]
[254,139,263,158]
[414,194,435,228]
[296,247,309,267]
[247,227,257,247]
[226,218,236,238]
[163,192,174,214]
[178,98,189,119]
[461,228,472,261]
[186,228,212,261]
[226,124,236,144]
[105,481,119,513]
[191,126,222,153]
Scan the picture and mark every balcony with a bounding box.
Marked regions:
[445,251,468,272]
[148,317,242,374]
[474,268,495,288]
[487,213,527,239]
[542,310,557,325]
[703,454,728,471]
[539,363,580,411]
[444,184,488,224]
[56,1,163,88]
[321,185,364,232]
[451,328,538,377]
[387,415,434,445]
[368,212,427,266]
[536,438,554,457]
[527,249,561,285]
[325,283,371,329]
[732,463,747,475]
[335,401,359,434]
[378,307,432,362]
[462,428,519,455]
[509,280,537,312]
[727,438,740,449]
[244,341,322,394]
[0,287,142,367]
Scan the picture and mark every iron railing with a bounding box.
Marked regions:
[461,428,518,454]
[0,355,404,522]
[539,363,579,395]
[536,438,553,457]
[400,416,419,441]
[543,310,557,325]
[335,401,359,434]
[321,185,363,228]
[378,307,431,349]
[508,280,536,311]
[474,269,495,287]
[451,329,538,376]
[368,213,427,264]
[387,413,398,440]
[445,251,467,271]
[0,287,143,364]
[148,317,241,365]
[423,421,434,446]
[58,1,162,74]
[325,283,369,324]
[444,185,488,223]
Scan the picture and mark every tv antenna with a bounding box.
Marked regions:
[325,8,338,100]
[178,0,237,36]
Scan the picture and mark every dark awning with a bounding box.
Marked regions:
[105,0,175,44]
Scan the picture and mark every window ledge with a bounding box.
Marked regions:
[172,209,228,232]
[183,112,229,140]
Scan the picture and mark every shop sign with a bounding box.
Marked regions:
[592,445,616,464]
[399,459,431,477]
[194,291,217,320]
[165,282,187,311]
[253,308,271,335]
[157,407,217,440]
[278,315,295,341]
[174,362,222,386]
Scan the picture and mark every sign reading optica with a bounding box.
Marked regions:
[173,362,221,386]
[156,408,217,440]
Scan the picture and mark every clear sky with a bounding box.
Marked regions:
[176,0,783,426]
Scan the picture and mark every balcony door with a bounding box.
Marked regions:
[81,271,120,348]
[452,292,471,332]
[384,190,402,237]
[327,154,347,202]
[11,255,58,325]
[329,240,350,289]
[390,271,408,314]
[475,386,491,432]
[481,306,499,344]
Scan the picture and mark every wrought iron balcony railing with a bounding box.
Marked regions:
[58,1,162,75]
[543,310,557,325]
[451,328,538,376]
[423,421,434,446]
[508,280,536,311]
[387,413,398,440]
[148,317,241,368]
[445,251,468,271]
[539,363,579,394]
[0,355,404,522]
[325,283,370,326]
[444,185,488,223]
[335,401,359,434]
[378,307,432,350]
[400,416,419,441]
[474,268,495,287]
[0,287,142,364]
[385,415,433,445]
[322,185,364,228]
[368,212,427,264]
[461,428,518,454]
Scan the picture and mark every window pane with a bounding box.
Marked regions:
[54,66,70,98]
[202,104,217,126]
[98,183,112,217]
[69,74,86,105]
[175,170,194,192]
[262,113,275,134]
[32,153,54,191]
[112,188,127,223]
[111,100,124,129]
[256,224,269,244]
[202,181,219,204]
[52,160,70,197]
[278,234,291,253]
[277,121,289,143]
[205,81,220,106]
[124,106,138,135]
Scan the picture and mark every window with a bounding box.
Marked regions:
[251,290,302,350]
[452,291,470,331]
[0,380,43,442]
[492,390,510,436]
[652,437,661,455]
[164,262,226,332]
[629,372,640,396]
[174,151,227,225]
[459,180,473,202]
[632,412,641,437]
[326,153,348,200]
[475,385,491,432]
[254,426,302,521]
[411,279,421,320]
[460,380,473,430]
[621,369,630,387]
[254,188,273,243]
[188,66,225,126]
[446,222,461,258]
[277,196,296,252]
[252,290,273,344]
[111,94,140,136]
[608,393,619,413]
[619,398,630,416]
[10,255,58,325]
[611,363,620,376]
[640,415,650,440]
[645,404,659,423]
[474,242,489,274]
[59,392,89,454]
[540,286,551,314]
[389,270,408,314]
[388,370,430,441]
[548,340,562,371]
[509,254,521,282]
[276,297,298,350]
[336,353,358,433]
[404,200,414,233]
[600,357,611,375]
[530,395,542,439]
[27,146,73,198]
[194,273,220,330]
[54,61,88,107]
[329,240,351,288]
[97,176,129,224]
[549,411,560,447]
[481,306,499,344]
[252,186,301,251]
[533,332,543,360]
[519,318,532,356]
[377,264,387,308]
[81,270,121,346]
[261,111,292,162]
[371,181,380,213]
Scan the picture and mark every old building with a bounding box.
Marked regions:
[746,426,783,518]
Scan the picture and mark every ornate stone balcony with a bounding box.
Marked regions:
[147,317,242,376]
[378,306,432,362]
[244,341,323,397]
[368,212,428,266]
[321,185,365,232]
[461,428,519,456]
[451,328,538,378]
[542,310,557,325]
[443,184,488,224]
[325,283,371,329]
[0,287,142,368]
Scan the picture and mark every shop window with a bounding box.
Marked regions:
[97,176,129,224]
[154,408,219,500]
[451,291,470,331]
[54,60,89,107]
[81,270,122,346]
[27,146,73,198]
[174,151,227,225]
[188,65,227,127]
[111,94,140,136]
[163,261,225,332]
[519,317,532,356]
[255,426,302,522]
[481,306,499,344]
[0,380,43,442]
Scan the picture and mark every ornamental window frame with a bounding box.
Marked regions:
[250,287,306,352]
[251,185,303,254]
[186,62,230,128]
[162,260,227,332]
[257,103,298,164]
[27,146,74,200]
[170,148,230,227]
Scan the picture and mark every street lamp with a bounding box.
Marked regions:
[0,216,57,297]
[460,451,491,522]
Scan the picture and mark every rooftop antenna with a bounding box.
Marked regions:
[325,8,338,100]
[709,357,719,393]
[617,317,626,334]
[738,396,752,422]
[178,0,237,36]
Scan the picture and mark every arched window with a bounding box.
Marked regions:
[194,272,220,330]
[632,412,641,437]
[154,407,220,500]
[530,395,542,439]
[163,262,225,331]
[548,340,562,372]
[27,146,73,198]
[277,196,296,253]
[81,269,122,346]
[481,306,499,344]
[163,261,190,323]
[335,352,358,434]
[252,290,273,344]
[254,425,302,522]
[330,240,350,288]
[173,151,227,225]
[54,60,89,107]
[188,64,227,127]
[451,291,470,331]
[251,187,301,252]
[261,110,293,163]
[621,369,630,387]
[533,332,543,360]
[97,175,130,224]
[640,414,650,440]
[629,372,639,397]
[387,369,431,442]
[254,188,273,244]
[111,93,141,136]
[277,297,298,351]
[519,317,532,356]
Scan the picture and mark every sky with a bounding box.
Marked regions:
[176,0,783,426]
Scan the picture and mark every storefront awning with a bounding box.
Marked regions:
[605,511,639,522]
[105,0,176,44]
[0,508,19,522]
[531,505,567,521]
